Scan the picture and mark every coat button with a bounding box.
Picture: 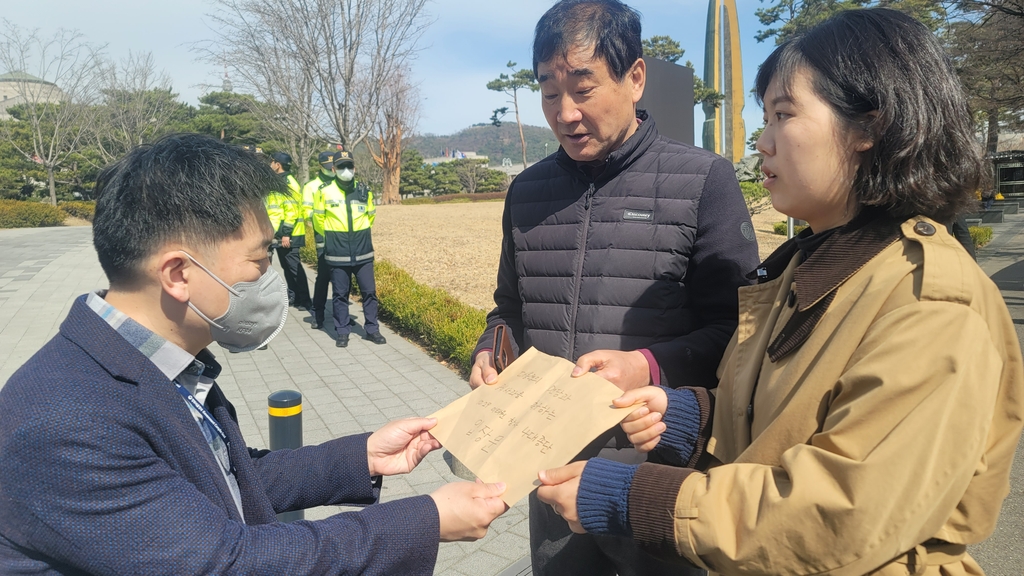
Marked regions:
[914,222,936,236]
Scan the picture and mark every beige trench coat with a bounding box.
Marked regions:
[669,217,1024,575]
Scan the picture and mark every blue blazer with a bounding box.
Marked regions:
[0,296,440,575]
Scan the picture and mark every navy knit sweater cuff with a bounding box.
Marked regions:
[577,458,639,537]
[655,387,702,466]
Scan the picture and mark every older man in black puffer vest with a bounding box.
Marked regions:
[468,2,760,575]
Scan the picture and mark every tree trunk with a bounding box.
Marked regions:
[380,125,403,205]
[381,161,401,204]
[299,141,311,185]
[514,90,528,169]
[48,166,57,206]
[987,108,1000,156]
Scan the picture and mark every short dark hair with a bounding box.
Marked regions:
[755,8,982,223]
[92,133,280,288]
[533,0,642,82]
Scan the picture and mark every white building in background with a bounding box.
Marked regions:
[0,71,64,120]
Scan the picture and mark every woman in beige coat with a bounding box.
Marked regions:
[536,8,1024,575]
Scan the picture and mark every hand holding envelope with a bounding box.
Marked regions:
[429,348,641,506]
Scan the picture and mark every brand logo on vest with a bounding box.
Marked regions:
[622,209,654,222]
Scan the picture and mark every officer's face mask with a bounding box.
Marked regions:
[337,167,354,182]
[180,251,289,353]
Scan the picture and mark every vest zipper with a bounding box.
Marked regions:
[344,183,355,262]
[567,181,596,359]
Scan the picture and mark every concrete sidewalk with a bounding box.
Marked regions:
[0,225,529,576]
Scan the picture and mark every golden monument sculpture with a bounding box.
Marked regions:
[702,0,745,162]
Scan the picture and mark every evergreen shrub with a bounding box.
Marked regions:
[0,200,66,229]
[374,260,486,375]
[60,200,96,221]
[969,226,993,249]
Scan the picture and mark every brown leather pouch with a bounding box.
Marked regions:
[492,324,516,374]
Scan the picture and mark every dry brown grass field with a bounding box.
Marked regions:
[372,201,788,311]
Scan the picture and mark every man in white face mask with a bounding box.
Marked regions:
[0,134,507,575]
[310,150,384,348]
[304,150,338,331]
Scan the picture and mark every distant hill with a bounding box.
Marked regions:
[407,123,560,166]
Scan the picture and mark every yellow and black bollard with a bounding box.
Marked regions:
[268,390,303,522]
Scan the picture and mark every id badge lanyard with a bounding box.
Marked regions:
[174,382,236,475]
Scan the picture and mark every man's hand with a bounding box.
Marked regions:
[572,350,651,391]
[281,236,291,249]
[536,462,586,534]
[366,417,441,477]
[469,350,498,389]
[614,387,668,453]
[430,481,508,541]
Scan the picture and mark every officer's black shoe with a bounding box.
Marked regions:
[311,320,323,330]
[296,305,309,312]
[365,332,387,345]
[336,334,349,348]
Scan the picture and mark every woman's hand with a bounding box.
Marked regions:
[536,462,587,534]
[614,387,668,453]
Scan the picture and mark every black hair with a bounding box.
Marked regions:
[92,133,280,288]
[755,8,982,223]
[533,0,642,82]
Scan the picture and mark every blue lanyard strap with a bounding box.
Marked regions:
[174,382,229,446]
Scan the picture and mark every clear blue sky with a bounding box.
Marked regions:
[5,0,777,145]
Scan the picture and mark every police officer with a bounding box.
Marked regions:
[263,154,287,265]
[305,151,336,330]
[268,152,312,310]
[309,150,386,348]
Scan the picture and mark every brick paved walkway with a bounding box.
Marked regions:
[0,225,528,576]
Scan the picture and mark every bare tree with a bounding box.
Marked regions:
[200,0,429,180]
[0,20,102,205]
[286,0,430,149]
[199,0,324,183]
[453,160,482,194]
[947,7,1024,156]
[91,51,178,165]
[365,70,418,205]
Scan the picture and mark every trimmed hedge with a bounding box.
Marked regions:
[970,225,993,249]
[773,221,808,236]
[299,227,317,266]
[373,259,486,374]
[59,200,96,222]
[771,222,995,250]
[739,181,771,215]
[402,192,506,206]
[0,200,67,228]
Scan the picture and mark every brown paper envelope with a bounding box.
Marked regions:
[429,348,638,506]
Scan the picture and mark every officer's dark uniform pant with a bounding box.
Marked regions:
[312,255,332,325]
[329,262,379,336]
[275,246,311,308]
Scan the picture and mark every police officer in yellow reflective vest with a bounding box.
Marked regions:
[268,152,312,310]
[303,151,334,330]
[308,150,386,348]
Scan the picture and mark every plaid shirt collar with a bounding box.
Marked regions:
[85,291,221,383]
